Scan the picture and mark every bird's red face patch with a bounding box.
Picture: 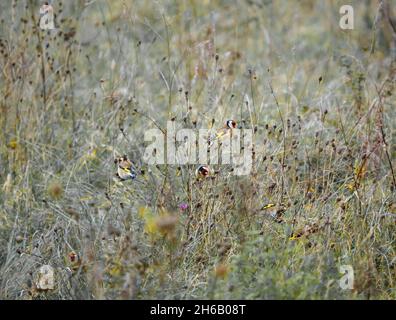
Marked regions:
[69,252,77,262]
[199,166,209,176]
[227,120,237,129]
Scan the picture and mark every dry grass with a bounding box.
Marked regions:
[0,0,395,299]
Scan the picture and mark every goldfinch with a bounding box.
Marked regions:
[68,251,81,271]
[195,165,210,179]
[208,120,237,146]
[67,251,88,273]
[115,155,137,180]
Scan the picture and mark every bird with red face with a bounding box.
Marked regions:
[208,119,237,147]
[115,155,137,180]
[195,165,211,179]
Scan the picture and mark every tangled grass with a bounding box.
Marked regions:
[0,0,395,299]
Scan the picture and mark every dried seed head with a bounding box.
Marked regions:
[155,214,178,235]
[214,263,229,279]
[47,181,63,200]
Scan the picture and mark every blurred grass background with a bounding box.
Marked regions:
[0,0,395,299]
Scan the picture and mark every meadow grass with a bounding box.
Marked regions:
[0,0,395,299]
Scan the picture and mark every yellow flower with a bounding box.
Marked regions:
[345,183,355,191]
[144,216,158,235]
[8,139,18,150]
[108,264,122,277]
[87,148,97,160]
[138,206,149,219]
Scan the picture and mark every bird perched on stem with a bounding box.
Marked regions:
[115,155,137,180]
[208,120,237,146]
[195,165,211,179]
